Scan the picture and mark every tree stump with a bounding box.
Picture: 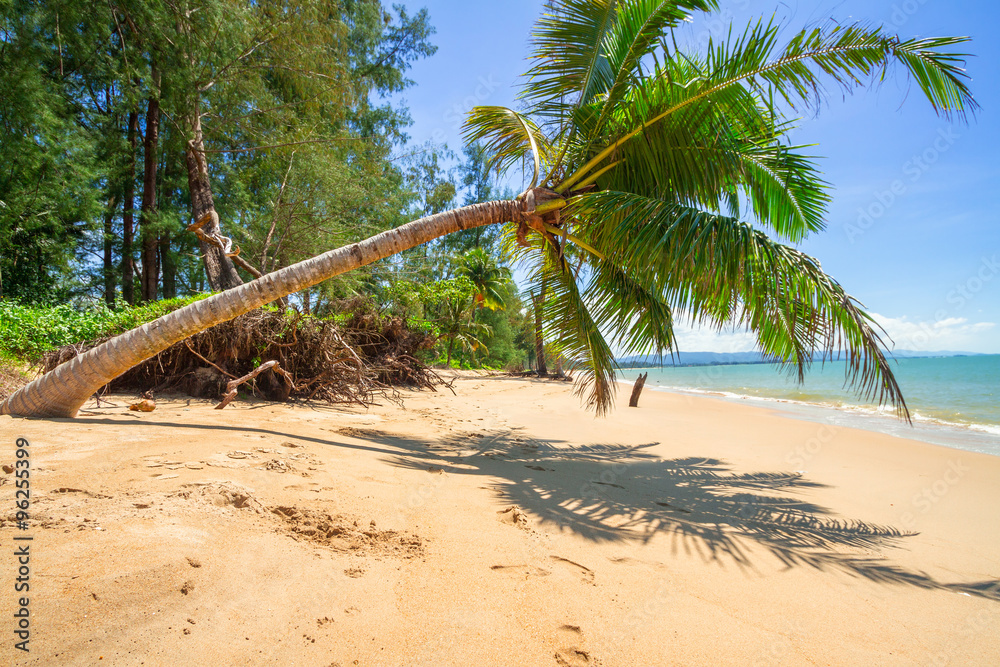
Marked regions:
[628,372,648,407]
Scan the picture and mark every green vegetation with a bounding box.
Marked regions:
[0,296,208,360]
[0,1,540,373]
[0,0,437,303]
[384,268,533,370]
[460,0,975,413]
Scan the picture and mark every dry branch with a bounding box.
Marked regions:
[215,360,292,409]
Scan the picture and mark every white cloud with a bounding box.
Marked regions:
[872,313,996,353]
[671,323,758,353]
[608,312,997,357]
[609,318,758,356]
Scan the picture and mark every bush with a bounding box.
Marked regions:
[0,295,208,360]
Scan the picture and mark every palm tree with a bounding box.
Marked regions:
[457,248,510,311]
[438,299,493,368]
[1,1,976,418]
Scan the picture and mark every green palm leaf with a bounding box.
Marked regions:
[572,190,908,416]
[561,20,976,192]
[528,249,619,415]
[463,2,977,418]
[463,106,551,187]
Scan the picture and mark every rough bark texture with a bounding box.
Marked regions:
[2,198,526,418]
[103,195,118,307]
[628,372,648,407]
[159,230,176,299]
[121,110,139,305]
[140,67,161,302]
[185,107,242,291]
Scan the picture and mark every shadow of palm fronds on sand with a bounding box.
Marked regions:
[364,428,1000,602]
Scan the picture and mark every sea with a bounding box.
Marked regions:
[616,355,1000,457]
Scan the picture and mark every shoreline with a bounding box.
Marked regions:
[615,375,1000,458]
[2,376,998,665]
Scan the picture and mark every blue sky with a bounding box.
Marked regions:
[390,0,999,354]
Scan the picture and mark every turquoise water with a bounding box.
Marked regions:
[617,355,1000,454]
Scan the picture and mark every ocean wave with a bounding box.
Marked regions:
[615,378,1000,440]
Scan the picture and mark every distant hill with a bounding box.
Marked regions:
[616,350,985,368]
[887,350,986,359]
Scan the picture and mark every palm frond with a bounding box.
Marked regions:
[583,74,831,239]
[561,20,977,192]
[525,246,619,415]
[522,0,619,121]
[592,1,719,133]
[585,258,678,358]
[571,190,909,418]
[524,1,717,115]
[462,106,551,186]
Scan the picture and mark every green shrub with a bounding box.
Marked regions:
[0,295,209,360]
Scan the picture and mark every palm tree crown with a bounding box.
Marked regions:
[464,0,976,416]
[458,248,510,311]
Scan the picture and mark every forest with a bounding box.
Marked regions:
[0,0,539,384]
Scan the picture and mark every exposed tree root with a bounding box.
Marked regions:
[41,301,440,409]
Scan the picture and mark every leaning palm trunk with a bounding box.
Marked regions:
[1,199,525,418]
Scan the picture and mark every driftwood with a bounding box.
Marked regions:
[216,360,292,409]
[628,372,648,407]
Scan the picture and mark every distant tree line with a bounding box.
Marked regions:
[0,0,542,370]
[0,0,435,303]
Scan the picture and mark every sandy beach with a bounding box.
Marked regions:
[2,374,998,665]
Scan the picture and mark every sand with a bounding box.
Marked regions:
[1,374,998,665]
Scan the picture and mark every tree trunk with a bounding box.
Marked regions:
[532,287,548,377]
[628,372,648,407]
[121,110,139,305]
[446,338,454,368]
[2,198,526,418]
[159,230,176,299]
[103,195,119,308]
[185,106,242,291]
[159,146,176,300]
[140,65,161,302]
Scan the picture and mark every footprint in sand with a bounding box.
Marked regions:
[497,505,531,529]
[554,624,594,666]
[490,564,551,578]
[549,556,595,585]
[654,501,692,514]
